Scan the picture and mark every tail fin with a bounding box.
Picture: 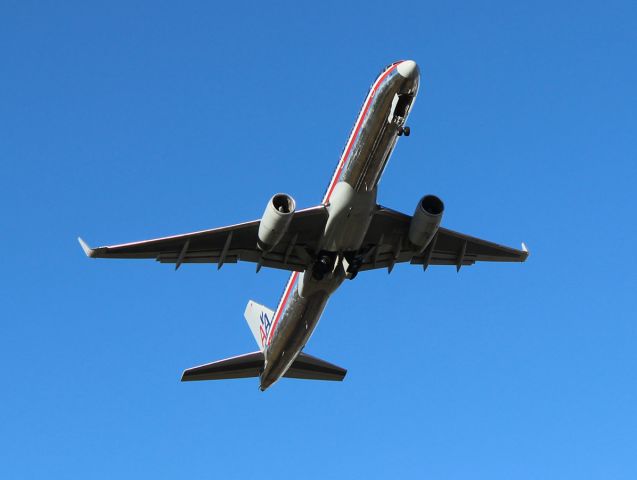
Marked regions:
[244,300,275,352]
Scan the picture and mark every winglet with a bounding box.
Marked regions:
[78,237,95,257]
[521,242,528,253]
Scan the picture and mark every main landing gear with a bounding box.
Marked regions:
[312,252,336,281]
[310,251,365,281]
[345,257,361,280]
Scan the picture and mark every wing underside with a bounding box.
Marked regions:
[79,205,328,272]
[80,204,527,274]
[355,207,528,272]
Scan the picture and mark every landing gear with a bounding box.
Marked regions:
[344,254,362,280]
[312,252,336,281]
[397,126,411,136]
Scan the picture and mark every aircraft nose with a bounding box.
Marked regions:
[397,60,419,79]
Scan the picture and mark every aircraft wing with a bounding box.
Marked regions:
[79,205,328,272]
[356,207,528,272]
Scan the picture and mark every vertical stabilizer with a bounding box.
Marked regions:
[244,300,275,352]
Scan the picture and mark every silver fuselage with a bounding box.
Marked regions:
[260,61,420,390]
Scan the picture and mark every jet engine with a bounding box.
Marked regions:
[257,193,296,251]
[408,195,444,250]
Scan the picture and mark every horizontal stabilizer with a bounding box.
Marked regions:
[181,352,346,382]
[181,351,263,381]
[284,352,347,381]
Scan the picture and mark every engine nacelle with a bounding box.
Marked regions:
[257,193,296,251]
[408,195,444,250]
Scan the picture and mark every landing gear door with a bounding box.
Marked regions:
[387,93,412,126]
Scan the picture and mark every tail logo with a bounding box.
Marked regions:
[259,311,272,347]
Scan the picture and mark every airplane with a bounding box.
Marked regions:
[79,60,528,391]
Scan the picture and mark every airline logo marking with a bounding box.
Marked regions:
[259,311,272,347]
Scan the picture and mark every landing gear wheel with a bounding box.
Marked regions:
[397,127,403,136]
[403,126,411,136]
[345,256,361,281]
[312,253,335,281]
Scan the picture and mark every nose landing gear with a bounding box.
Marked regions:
[397,126,411,136]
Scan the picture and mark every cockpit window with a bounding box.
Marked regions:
[381,60,404,73]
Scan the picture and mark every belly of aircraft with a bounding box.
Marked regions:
[260,263,346,390]
[321,181,377,252]
[260,288,329,390]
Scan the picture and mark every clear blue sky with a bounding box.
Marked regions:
[2,1,636,478]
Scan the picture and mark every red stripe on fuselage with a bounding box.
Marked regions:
[267,62,402,346]
[322,62,401,204]
[267,271,299,345]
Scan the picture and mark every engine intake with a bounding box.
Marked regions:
[408,195,444,250]
[258,193,296,251]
